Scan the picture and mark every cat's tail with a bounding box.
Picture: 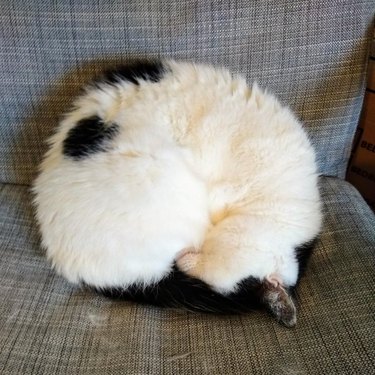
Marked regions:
[93,240,317,327]
[92,264,300,328]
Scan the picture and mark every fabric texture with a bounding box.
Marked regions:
[0,0,373,185]
[0,177,374,374]
[1,2,374,374]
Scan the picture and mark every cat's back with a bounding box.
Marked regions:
[45,59,308,164]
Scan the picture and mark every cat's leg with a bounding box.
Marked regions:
[176,213,299,293]
[261,278,297,327]
[176,213,299,326]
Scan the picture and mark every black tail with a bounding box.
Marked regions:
[92,238,318,327]
[95,266,265,315]
[93,265,298,327]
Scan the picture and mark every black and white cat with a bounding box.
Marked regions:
[33,60,322,327]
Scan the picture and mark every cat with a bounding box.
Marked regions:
[33,60,322,327]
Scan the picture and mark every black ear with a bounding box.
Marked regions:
[262,281,297,328]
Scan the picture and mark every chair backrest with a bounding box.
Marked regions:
[0,1,373,184]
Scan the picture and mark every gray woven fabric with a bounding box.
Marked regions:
[0,1,373,184]
[0,177,374,374]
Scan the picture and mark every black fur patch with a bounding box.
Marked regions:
[295,238,318,282]
[92,240,318,323]
[99,60,166,86]
[94,265,265,315]
[63,116,119,160]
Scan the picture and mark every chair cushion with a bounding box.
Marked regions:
[0,176,374,374]
[0,1,374,184]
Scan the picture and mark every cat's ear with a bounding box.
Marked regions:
[262,281,297,328]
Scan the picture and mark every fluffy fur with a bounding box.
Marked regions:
[33,60,322,326]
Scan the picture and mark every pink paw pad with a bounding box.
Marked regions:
[266,274,284,288]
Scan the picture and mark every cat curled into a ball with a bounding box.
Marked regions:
[33,60,322,327]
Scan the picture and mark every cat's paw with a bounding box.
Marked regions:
[263,280,297,328]
[176,248,200,273]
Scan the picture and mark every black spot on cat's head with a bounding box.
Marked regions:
[63,115,119,160]
[98,60,166,86]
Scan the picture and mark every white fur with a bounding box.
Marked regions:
[33,60,322,293]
